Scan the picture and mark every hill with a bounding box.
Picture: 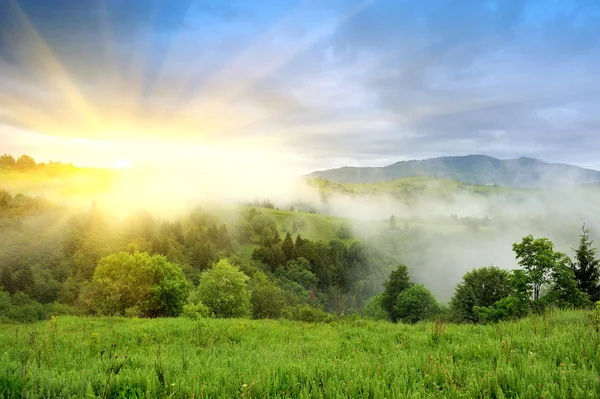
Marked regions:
[307,155,600,186]
[306,175,528,200]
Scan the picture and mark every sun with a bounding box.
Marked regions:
[113,158,134,169]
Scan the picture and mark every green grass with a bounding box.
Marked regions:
[308,176,530,200]
[1,310,599,398]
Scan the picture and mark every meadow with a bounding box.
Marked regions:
[1,309,599,398]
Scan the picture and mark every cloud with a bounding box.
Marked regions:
[0,0,599,169]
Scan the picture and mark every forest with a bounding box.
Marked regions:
[1,156,600,397]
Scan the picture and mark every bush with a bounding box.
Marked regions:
[250,273,285,319]
[82,251,190,317]
[182,302,211,320]
[336,224,353,239]
[474,296,529,324]
[196,259,251,318]
[282,304,334,323]
[363,294,389,321]
[450,266,513,323]
[251,215,277,236]
[394,285,439,324]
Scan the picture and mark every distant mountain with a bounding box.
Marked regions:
[307,155,600,186]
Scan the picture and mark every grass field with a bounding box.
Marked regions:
[0,310,598,398]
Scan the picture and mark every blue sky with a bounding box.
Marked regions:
[0,0,599,171]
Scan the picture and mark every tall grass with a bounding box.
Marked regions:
[0,310,598,398]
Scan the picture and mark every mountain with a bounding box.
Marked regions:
[307,155,600,186]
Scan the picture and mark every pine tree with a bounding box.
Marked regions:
[15,265,35,294]
[282,232,295,262]
[0,267,14,294]
[571,225,600,302]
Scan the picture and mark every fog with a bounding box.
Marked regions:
[7,157,600,302]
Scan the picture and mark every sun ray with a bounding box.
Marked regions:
[4,0,100,133]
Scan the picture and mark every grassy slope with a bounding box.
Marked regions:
[308,175,527,200]
[0,310,598,398]
[0,168,114,198]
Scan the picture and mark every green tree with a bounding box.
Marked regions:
[450,266,513,323]
[570,225,600,302]
[394,284,439,324]
[14,265,35,295]
[237,219,254,243]
[546,254,590,308]
[282,232,295,262]
[0,154,16,169]
[285,257,318,289]
[336,224,352,240]
[381,264,413,322]
[0,267,14,294]
[512,235,557,300]
[250,273,285,319]
[196,259,251,318]
[15,155,37,170]
[251,215,276,236]
[364,293,389,321]
[84,251,190,317]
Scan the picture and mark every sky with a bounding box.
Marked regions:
[0,0,599,173]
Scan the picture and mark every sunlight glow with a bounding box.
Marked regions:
[112,159,133,170]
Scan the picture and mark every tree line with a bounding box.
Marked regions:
[0,191,391,322]
[1,189,598,324]
[372,224,599,324]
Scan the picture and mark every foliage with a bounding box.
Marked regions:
[474,296,529,324]
[250,215,277,236]
[394,284,439,324]
[512,235,558,300]
[381,264,413,322]
[545,258,590,308]
[363,293,389,321]
[335,224,353,239]
[450,266,513,323]
[181,302,211,320]
[0,153,16,168]
[589,301,600,333]
[570,225,600,302]
[287,304,335,323]
[196,259,251,318]
[83,251,190,317]
[250,273,285,319]
[283,258,318,289]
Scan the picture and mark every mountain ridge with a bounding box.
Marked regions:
[307,155,600,186]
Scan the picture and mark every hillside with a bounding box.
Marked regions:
[307,155,600,186]
[307,175,528,200]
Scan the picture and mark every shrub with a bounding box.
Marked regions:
[394,284,439,324]
[450,266,513,323]
[82,251,190,317]
[363,294,389,321]
[196,259,251,318]
[282,304,334,323]
[251,215,277,236]
[182,302,211,320]
[250,273,285,319]
[474,296,529,324]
